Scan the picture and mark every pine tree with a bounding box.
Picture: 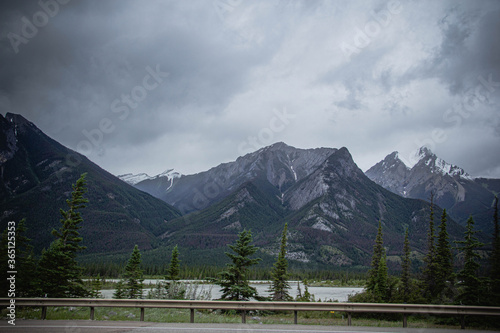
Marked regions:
[374,254,389,302]
[269,223,292,301]
[113,280,126,299]
[401,228,411,302]
[422,192,438,301]
[213,229,262,301]
[296,279,315,302]
[124,245,144,299]
[38,173,89,297]
[456,216,485,305]
[52,173,88,254]
[490,196,500,304]
[90,274,103,298]
[435,209,454,298]
[166,245,180,281]
[366,220,385,294]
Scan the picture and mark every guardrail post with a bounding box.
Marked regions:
[294,310,298,324]
[403,314,407,328]
[461,315,465,329]
[140,307,145,321]
[90,307,95,320]
[41,306,47,320]
[347,312,351,326]
[241,310,246,324]
[190,308,195,323]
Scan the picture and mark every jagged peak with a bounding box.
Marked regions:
[402,146,472,180]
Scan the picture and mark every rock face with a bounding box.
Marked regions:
[0,113,181,253]
[366,147,497,233]
[134,142,337,214]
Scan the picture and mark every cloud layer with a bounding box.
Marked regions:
[1,0,499,177]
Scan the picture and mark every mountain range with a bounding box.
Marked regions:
[1,113,494,269]
[120,144,475,268]
[366,147,499,234]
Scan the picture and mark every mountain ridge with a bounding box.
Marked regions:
[0,113,181,254]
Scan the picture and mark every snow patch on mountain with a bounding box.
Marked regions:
[118,169,182,186]
[118,173,152,185]
[396,147,471,180]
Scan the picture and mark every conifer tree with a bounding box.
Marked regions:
[52,173,88,254]
[367,220,385,294]
[422,192,438,301]
[490,196,500,304]
[456,216,484,305]
[113,280,126,299]
[166,245,180,281]
[124,245,144,299]
[90,274,103,298]
[38,173,89,297]
[401,228,411,302]
[269,223,292,301]
[435,209,453,298]
[296,279,315,302]
[213,229,262,301]
[375,254,389,302]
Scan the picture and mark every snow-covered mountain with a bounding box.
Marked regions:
[404,147,472,180]
[118,169,182,186]
[366,147,497,233]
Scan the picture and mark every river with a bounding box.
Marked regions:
[99,280,363,302]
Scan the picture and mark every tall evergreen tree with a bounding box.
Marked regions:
[435,209,454,298]
[456,216,485,305]
[401,228,411,302]
[213,229,262,301]
[166,245,180,281]
[269,223,292,301]
[422,192,438,301]
[124,245,144,299]
[374,254,389,302]
[38,173,89,297]
[490,196,500,304]
[366,220,385,294]
[52,173,88,254]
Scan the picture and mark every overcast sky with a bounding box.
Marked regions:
[1,0,499,178]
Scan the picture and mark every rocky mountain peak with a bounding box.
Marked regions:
[411,147,471,180]
[4,113,39,135]
[366,146,496,233]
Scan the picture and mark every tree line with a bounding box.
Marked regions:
[352,193,500,306]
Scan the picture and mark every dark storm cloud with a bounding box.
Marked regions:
[0,0,499,177]
[0,0,277,146]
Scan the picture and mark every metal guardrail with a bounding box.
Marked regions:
[2,298,500,328]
